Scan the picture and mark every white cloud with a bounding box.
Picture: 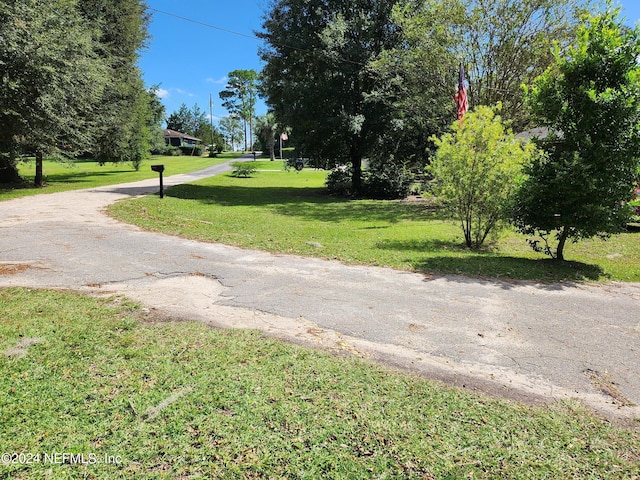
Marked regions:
[156,88,170,99]
[206,76,228,85]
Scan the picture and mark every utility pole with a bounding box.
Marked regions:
[209,93,214,150]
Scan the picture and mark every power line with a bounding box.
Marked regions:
[146,7,366,67]
[147,7,259,42]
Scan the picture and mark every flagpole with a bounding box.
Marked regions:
[209,93,214,150]
[455,61,468,122]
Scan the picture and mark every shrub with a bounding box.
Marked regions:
[362,162,414,200]
[131,158,142,171]
[179,145,203,156]
[429,105,533,249]
[325,165,353,197]
[232,163,257,178]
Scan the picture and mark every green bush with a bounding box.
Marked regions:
[325,165,353,197]
[179,145,203,156]
[232,163,257,178]
[362,162,414,200]
[430,105,533,249]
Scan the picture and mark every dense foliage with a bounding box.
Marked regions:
[0,0,152,184]
[259,0,407,195]
[512,3,640,261]
[258,0,594,197]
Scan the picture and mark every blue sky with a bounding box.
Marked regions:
[138,0,640,126]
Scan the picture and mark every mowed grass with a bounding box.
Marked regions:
[109,161,640,283]
[0,153,241,201]
[1,287,639,479]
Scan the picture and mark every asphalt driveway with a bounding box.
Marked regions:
[1,157,639,422]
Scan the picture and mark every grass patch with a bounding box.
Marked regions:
[0,153,242,201]
[1,287,639,478]
[109,161,640,283]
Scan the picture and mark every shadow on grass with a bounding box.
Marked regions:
[6,171,133,190]
[165,183,441,224]
[414,255,606,287]
[376,238,605,285]
[42,170,133,183]
[376,238,469,252]
[164,183,607,285]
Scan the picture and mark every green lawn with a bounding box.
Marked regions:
[109,161,640,283]
[0,153,242,201]
[1,287,638,479]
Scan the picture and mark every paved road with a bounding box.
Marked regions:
[1,157,639,421]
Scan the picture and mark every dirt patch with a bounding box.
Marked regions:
[4,337,44,359]
[0,263,31,275]
[586,369,636,407]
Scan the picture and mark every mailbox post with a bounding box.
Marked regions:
[151,164,165,198]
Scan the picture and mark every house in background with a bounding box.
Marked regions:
[163,129,201,148]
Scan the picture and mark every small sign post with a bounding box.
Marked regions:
[151,164,165,198]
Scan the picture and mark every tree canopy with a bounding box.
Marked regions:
[512,3,640,261]
[258,0,406,194]
[461,0,591,131]
[0,0,151,184]
[258,0,593,196]
[219,70,259,152]
[0,0,107,184]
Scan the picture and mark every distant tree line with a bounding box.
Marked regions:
[0,0,160,185]
[165,103,225,155]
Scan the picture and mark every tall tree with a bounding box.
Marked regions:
[368,0,462,167]
[146,86,167,154]
[512,3,640,261]
[259,0,408,194]
[77,0,151,167]
[460,0,592,131]
[219,70,259,151]
[218,115,244,151]
[0,0,107,185]
[256,113,279,161]
[166,104,191,134]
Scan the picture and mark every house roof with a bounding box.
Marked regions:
[163,129,201,142]
[515,127,551,141]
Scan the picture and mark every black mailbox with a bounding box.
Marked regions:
[151,164,165,198]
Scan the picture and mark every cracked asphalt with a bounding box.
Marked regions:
[1,156,639,422]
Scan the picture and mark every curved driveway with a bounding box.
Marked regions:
[1,157,639,421]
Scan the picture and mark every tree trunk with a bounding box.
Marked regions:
[269,135,275,161]
[34,151,44,187]
[555,227,569,262]
[243,119,248,151]
[0,157,22,184]
[350,138,363,196]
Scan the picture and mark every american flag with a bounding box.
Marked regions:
[455,63,468,121]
